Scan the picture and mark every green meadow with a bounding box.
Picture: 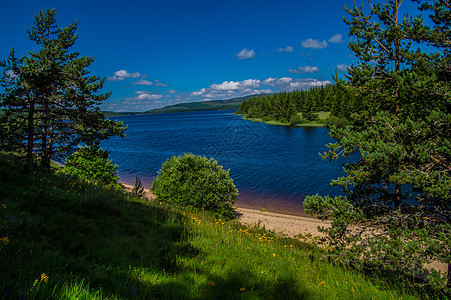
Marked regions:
[0,153,426,299]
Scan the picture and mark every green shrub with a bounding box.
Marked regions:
[289,114,304,126]
[62,146,120,186]
[151,153,238,219]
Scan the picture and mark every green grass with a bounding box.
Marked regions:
[0,153,424,299]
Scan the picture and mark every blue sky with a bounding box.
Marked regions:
[0,0,418,112]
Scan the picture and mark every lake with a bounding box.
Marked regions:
[101,110,349,216]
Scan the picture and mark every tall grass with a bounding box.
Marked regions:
[0,153,423,299]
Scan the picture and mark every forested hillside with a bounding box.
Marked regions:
[237,84,357,126]
[145,94,259,114]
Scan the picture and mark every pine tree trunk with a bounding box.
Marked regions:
[25,102,35,175]
[41,110,49,171]
[395,183,402,212]
[40,96,52,171]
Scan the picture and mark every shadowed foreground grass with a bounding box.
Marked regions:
[0,153,423,299]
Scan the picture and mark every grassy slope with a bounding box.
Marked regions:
[240,112,331,127]
[0,153,421,299]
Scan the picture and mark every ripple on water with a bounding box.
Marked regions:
[102,110,352,215]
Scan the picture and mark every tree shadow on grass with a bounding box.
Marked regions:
[0,168,201,299]
[155,265,311,299]
[1,159,310,299]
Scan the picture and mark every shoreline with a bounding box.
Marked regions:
[120,183,447,274]
[120,182,329,239]
[235,206,329,239]
[236,112,329,127]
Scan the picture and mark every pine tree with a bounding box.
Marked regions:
[0,8,125,173]
[305,0,450,292]
[301,93,319,121]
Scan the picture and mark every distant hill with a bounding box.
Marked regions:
[103,111,141,117]
[103,94,268,117]
[144,94,266,114]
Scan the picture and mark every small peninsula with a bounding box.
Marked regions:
[236,84,351,127]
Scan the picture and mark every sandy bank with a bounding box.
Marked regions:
[120,183,447,275]
[235,207,329,240]
[121,183,329,240]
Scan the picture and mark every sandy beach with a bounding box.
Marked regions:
[235,207,329,240]
[121,183,329,240]
[121,183,447,275]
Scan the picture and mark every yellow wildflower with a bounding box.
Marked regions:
[240,287,245,292]
[273,253,276,257]
[2,204,6,209]
[319,281,326,287]
[0,237,9,245]
[41,273,49,283]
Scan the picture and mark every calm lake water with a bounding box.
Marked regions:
[101,110,349,216]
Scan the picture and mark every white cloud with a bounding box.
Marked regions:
[111,91,166,112]
[328,34,344,44]
[136,93,163,100]
[288,66,319,74]
[235,48,255,59]
[191,88,207,96]
[195,77,330,101]
[301,38,328,49]
[107,70,141,81]
[289,79,332,89]
[130,91,163,101]
[337,64,349,71]
[276,46,294,52]
[125,91,162,100]
[132,78,168,87]
[133,79,153,86]
[241,79,261,88]
[210,81,242,90]
[154,80,168,87]
[262,77,277,86]
[307,79,332,87]
[262,77,293,88]
[276,77,292,85]
[109,77,333,112]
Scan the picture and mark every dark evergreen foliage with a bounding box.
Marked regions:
[0,8,126,173]
[237,84,354,124]
[305,0,450,294]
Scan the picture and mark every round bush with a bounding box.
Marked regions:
[62,146,119,186]
[151,153,238,219]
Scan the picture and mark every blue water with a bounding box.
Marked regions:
[101,110,349,215]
